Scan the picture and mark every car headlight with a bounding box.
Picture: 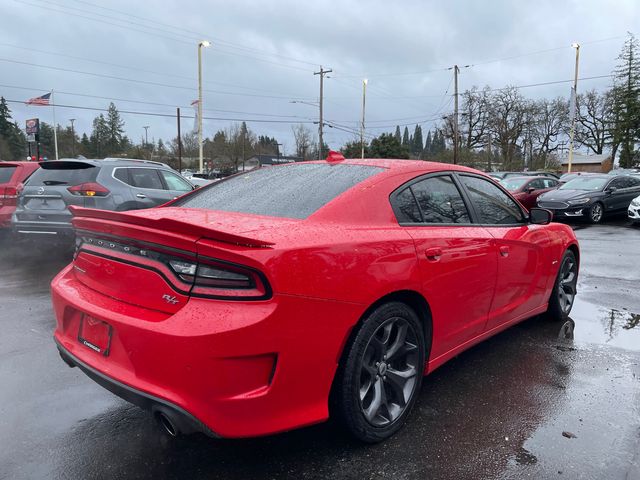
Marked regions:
[632,199,640,207]
[567,198,591,205]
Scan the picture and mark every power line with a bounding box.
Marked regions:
[4,98,317,124]
[0,83,316,120]
[0,57,317,100]
[0,42,312,97]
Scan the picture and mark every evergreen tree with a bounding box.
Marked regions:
[0,97,26,160]
[90,114,109,157]
[80,133,91,156]
[104,103,125,156]
[369,133,410,159]
[394,126,401,143]
[424,130,432,156]
[402,126,410,146]
[612,34,640,167]
[412,124,423,157]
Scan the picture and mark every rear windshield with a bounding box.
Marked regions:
[26,162,98,186]
[0,166,17,184]
[173,163,384,219]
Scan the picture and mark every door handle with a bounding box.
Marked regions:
[499,246,510,257]
[136,193,146,199]
[425,247,443,261]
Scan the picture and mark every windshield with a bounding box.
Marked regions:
[559,177,608,191]
[500,178,529,190]
[173,163,384,219]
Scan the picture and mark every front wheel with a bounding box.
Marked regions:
[547,250,578,321]
[335,302,426,443]
[588,202,604,223]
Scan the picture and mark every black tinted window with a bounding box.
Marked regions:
[394,188,422,222]
[174,164,383,219]
[129,168,163,190]
[410,176,471,224]
[460,175,524,224]
[27,162,98,186]
[0,166,17,184]
[113,167,130,184]
[529,179,545,190]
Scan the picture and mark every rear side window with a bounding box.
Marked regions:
[392,175,471,224]
[542,179,558,188]
[0,166,17,184]
[160,170,193,192]
[459,175,524,224]
[27,162,98,186]
[128,168,163,190]
[173,163,383,219]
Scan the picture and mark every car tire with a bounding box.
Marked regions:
[547,250,578,321]
[335,302,426,443]
[588,202,604,224]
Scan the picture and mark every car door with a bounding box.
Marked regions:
[125,167,175,208]
[606,176,640,212]
[457,174,552,331]
[158,170,195,200]
[390,173,498,358]
[520,178,544,210]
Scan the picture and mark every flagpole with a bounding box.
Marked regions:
[51,90,59,160]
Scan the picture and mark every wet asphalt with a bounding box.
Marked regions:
[0,220,639,480]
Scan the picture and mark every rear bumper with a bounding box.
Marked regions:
[56,338,218,437]
[12,219,74,238]
[51,264,363,438]
[0,206,15,228]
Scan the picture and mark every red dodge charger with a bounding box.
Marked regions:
[52,157,579,443]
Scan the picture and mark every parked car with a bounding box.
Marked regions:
[13,158,195,240]
[0,161,40,229]
[487,171,522,180]
[52,158,579,443]
[537,173,640,223]
[608,168,640,175]
[558,171,597,184]
[523,171,560,179]
[499,175,559,210]
[628,194,640,224]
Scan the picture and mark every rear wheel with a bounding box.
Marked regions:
[588,202,604,223]
[547,250,578,321]
[335,302,426,443]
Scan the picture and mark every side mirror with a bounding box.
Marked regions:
[192,185,199,190]
[530,208,552,225]
[607,186,617,193]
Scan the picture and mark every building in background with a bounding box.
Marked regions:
[560,153,612,173]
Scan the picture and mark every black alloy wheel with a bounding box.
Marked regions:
[548,250,578,320]
[335,302,426,443]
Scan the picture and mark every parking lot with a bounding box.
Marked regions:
[1,219,639,480]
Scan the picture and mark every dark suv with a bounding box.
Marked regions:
[13,158,195,240]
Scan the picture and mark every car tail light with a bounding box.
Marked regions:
[68,182,110,197]
[168,258,268,299]
[1,186,18,206]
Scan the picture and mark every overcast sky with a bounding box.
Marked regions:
[1,0,639,154]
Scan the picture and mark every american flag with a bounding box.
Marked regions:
[25,93,51,106]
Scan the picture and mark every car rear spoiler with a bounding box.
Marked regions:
[69,206,274,248]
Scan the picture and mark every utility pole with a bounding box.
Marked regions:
[143,126,149,145]
[69,118,76,157]
[197,40,211,173]
[567,43,580,173]
[276,142,282,163]
[176,107,182,174]
[361,79,368,159]
[314,66,332,159]
[453,65,460,165]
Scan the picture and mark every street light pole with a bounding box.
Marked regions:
[197,40,211,173]
[361,79,368,159]
[69,118,76,157]
[567,42,580,173]
[453,65,460,165]
[143,126,149,145]
[314,66,332,159]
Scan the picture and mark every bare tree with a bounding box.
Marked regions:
[488,87,529,169]
[460,86,491,150]
[575,89,614,155]
[530,97,567,168]
[292,124,315,159]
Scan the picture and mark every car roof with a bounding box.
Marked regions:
[45,158,171,168]
[288,159,484,176]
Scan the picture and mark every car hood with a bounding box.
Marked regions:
[538,189,597,201]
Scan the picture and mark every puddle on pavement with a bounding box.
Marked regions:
[569,295,640,352]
